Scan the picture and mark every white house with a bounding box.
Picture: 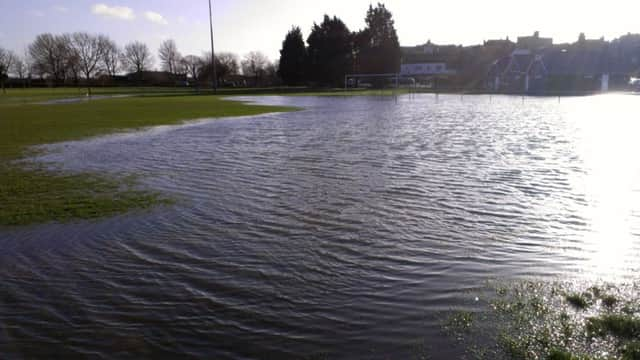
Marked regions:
[400,62,454,76]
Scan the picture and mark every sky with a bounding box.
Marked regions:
[1,0,640,67]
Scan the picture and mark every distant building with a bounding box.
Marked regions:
[400,41,461,81]
[609,33,640,76]
[516,32,553,50]
[400,62,455,76]
[484,39,513,48]
[486,33,623,93]
[403,32,640,93]
[422,41,436,55]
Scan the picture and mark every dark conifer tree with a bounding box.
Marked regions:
[278,27,307,86]
[355,3,401,75]
[306,15,353,86]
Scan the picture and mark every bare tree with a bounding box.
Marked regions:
[71,32,106,94]
[100,36,120,77]
[217,52,239,81]
[241,51,269,86]
[200,51,240,86]
[122,41,153,74]
[12,56,26,79]
[66,48,81,86]
[181,55,202,81]
[11,54,28,87]
[21,49,35,86]
[0,47,17,93]
[29,33,71,84]
[265,59,280,86]
[158,39,181,74]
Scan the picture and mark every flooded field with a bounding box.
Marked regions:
[1,94,639,359]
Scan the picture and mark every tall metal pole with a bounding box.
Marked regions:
[208,0,218,92]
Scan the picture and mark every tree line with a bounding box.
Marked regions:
[1,2,401,92]
[0,34,278,93]
[278,3,401,87]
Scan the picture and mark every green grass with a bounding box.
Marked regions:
[547,349,593,360]
[447,281,640,360]
[565,293,591,310]
[0,87,194,105]
[622,342,640,360]
[0,166,164,225]
[0,89,295,226]
[602,295,619,308]
[587,315,640,339]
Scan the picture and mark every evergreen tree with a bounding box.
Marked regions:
[278,27,307,86]
[306,15,353,86]
[356,3,401,74]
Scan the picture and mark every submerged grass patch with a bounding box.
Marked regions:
[587,315,640,339]
[447,311,475,332]
[547,349,593,360]
[0,90,295,226]
[0,165,166,226]
[566,293,592,310]
[602,295,619,308]
[445,281,640,360]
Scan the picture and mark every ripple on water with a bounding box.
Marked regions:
[2,94,640,359]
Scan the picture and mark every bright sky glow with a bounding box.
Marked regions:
[1,0,640,66]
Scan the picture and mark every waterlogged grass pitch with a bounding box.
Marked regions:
[0,88,295,226]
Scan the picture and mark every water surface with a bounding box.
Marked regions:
[2,94,640,359]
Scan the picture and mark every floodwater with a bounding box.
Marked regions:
[2,94,640,359]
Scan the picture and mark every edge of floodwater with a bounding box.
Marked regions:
[0,96,303,228]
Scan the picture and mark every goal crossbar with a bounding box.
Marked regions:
[344,73,402,89]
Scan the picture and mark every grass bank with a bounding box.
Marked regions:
[0,89,295,226]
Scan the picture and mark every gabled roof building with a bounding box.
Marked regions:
[486,32,635,93]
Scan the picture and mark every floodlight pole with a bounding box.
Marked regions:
[208,0,218,92]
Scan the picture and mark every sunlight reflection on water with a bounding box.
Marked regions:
[563,95,640,278]
[2,93,640,359]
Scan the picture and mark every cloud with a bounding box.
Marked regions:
[92,3,135,20]
[144,11,168,25]
[54,5,69,13]
[31,10,45,17]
